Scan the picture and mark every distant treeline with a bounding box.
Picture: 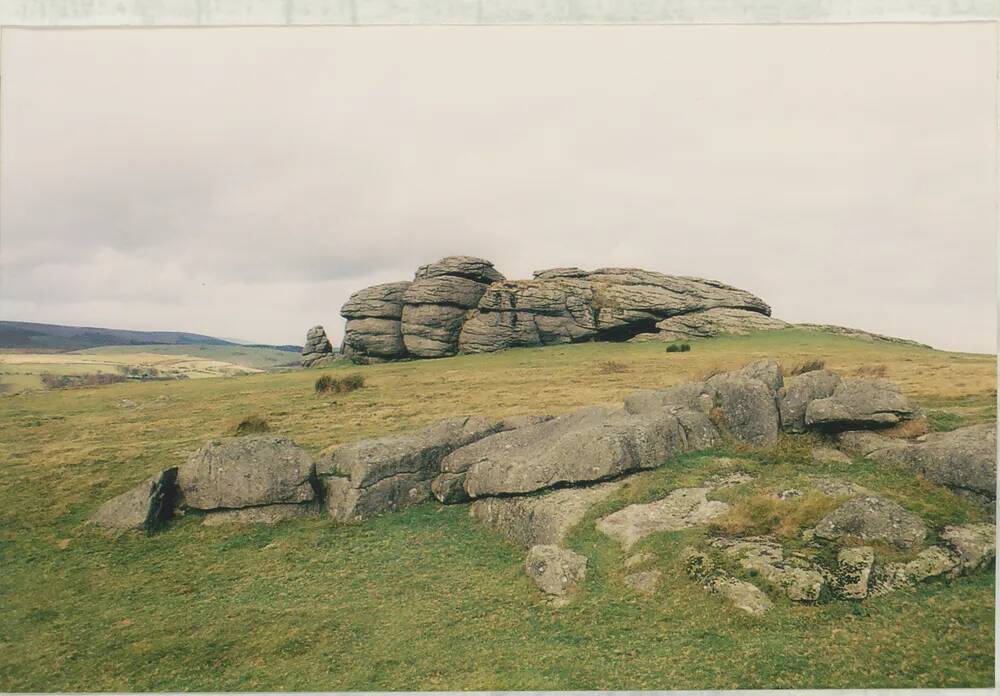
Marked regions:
[40,366,189,390]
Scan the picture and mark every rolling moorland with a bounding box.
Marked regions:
[0,329,995,690]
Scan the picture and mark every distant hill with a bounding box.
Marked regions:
[0,321,300,353]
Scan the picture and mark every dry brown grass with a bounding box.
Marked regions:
[882,415,930,439]
[709,491,844,539]
[788,359,826,376]
[597,360,629,374]
[854,364,889,378]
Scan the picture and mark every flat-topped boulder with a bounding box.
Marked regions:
[779,369,842,433]
[341,282,412,359]
[805,378,918,430]
[814,496,927,548]
[656,307,789,341]
[596,488,730,549]
[177,436,317,511]
[415,255,504,283]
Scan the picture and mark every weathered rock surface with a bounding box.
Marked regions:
[814,496,926,548]
[656,307,789,340]
[91,467,178,531]
[714,537,827,602]
[805,379,917,430]
[877,546,959,592]
[779,370,842,433]
[461,406,695,498]
[318,416,497,521]
[596,488,729,549]
[704,373,780,445]
[624,570,662,596]
[525,545,587,598]
[341,257,774,361]
[810,446,852,465]
[302,325,334,367]
[836,546,875,599]
[836,423,997,500]
[940,523,996,573]
[683,548,772,615]
[177,437,316,511]
[623,382,713,416]
[469,481,625,548]
[343,317,406,359]
[201,502,320,526]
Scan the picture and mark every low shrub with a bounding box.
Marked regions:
[40,372,128,390]
[234,415,270,435]
[665,343,691,353]
[789,359,825,375]
[315,372,365,394]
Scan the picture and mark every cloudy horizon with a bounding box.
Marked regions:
[1,24,996,353]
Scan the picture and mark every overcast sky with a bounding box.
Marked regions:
[1,24,996,352]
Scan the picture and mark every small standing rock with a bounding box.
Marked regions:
[525,545,588,599]
[836,546,874,599]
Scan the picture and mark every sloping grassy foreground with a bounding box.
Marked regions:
[0,330,995,690]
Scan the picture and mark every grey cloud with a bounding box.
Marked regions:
[1,24,995,351]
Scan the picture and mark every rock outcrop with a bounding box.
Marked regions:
[338,256,773,361]
[805,379,918,430]
[779,369,841,433]
[301,325,334,367]
[91,467,178,532]
[813,496,927,548]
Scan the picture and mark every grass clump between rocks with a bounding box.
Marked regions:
[708,490,843,540]
[234,415,270,436]
[315,372,365,395]
[789,359,825,375]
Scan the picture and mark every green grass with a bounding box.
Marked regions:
[0,330,995,690]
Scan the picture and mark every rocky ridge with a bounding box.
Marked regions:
[93,360,995,614]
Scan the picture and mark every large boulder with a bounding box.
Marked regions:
[316,416,498,521]
[596,488,730,549]
[469,481,625,547]
[704,373,780,445]
[805,378,918,430]
[177,437,317,511]
[91,467,178,532]
[400,304,469,358]
[837,423,996,500]
[343,317,406,359]
[415,255,504,284]
[940,523,996,573]
[779,369,842,433]
[814,496,927,548]
[341,281,411,320]
[656,307,789,341]
[460,406,693,498]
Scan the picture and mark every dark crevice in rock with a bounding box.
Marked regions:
[143,467,178,533]
[594,318,658,342]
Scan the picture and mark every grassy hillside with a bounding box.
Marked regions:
[0,320,234,351]
[76,344,302,370]
[0,330,994,690]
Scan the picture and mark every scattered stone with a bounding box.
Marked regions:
[683,548,772,615]
[624,570,662,596]
[596,488,729,549]
[714,537,826,602]
[805,378,918,431]
[779,370,841,433]
[117,399,137,409]
[814,496,926,548]
[91,467,178,532]
[940,523,996,574]
[201,502,320,526]
[317,416,498,521]
[177,437,316,511]
[878,546,959,591]
[775,489,803,500]
[810,478,870,498]
[525,545,587,598]
[835,546,874,599]
[469,481,625,548]
[810,446,852,465]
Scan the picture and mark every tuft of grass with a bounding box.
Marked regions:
[789,359,825,375]
[882,416,929,439]
[854,364,889,378]
[666,343,691,353]
[234,415,270,436]
[709,491,844,539]
[315,372,365,394]
[926,410,967,432]
[597,360,629,374]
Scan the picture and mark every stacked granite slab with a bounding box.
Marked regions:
[301,325,334,366]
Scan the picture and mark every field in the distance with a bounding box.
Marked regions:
[0,344,299,394]
[0,329,995,690]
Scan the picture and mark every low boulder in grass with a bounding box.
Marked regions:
[779,369,841,433]
[91,467,178,532]
[177,436,317,512]
[805,378,918,431]
[318,416,498,521]
[525,545,588,599]
[813,496,927,549]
